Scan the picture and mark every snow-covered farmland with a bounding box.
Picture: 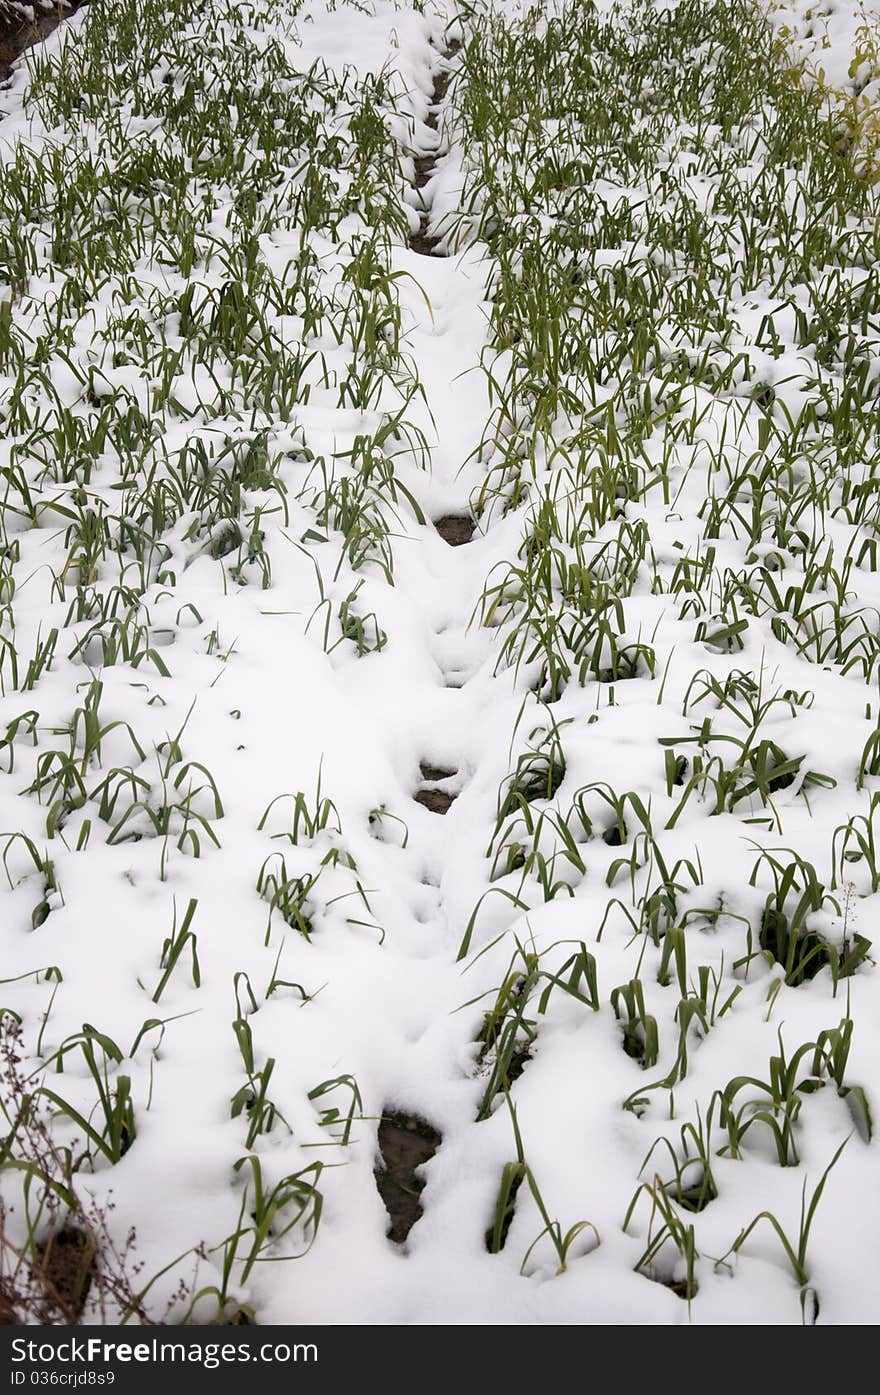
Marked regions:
[1,0,880,1325]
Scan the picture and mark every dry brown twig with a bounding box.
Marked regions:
[0,1012,193,1325]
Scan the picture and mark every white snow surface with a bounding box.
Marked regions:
[770,0,880,94]
[0,0,879,1326]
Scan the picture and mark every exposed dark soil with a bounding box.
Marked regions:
[374,1111,442,1244]
[413,154,434,190]
[435,514,475,546]
[409,224,442,257]
[39,1226,97,1321]
[0,1,83,87]
[648,1274,697,1301]
[419,761,456,782]
[415,761,457,814]
[415,787,455,814]
[0,1226,96,1323]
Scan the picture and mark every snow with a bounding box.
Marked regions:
[770,0,880,93]
[0,0,879,1327]
[770,0,880,175]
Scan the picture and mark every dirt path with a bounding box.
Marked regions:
[407,38,460,256]
[370,31,491,1245]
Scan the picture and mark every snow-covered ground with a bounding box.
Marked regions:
[1,0,880,1326]
[770,0,880,176]
[771,0,880,93]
